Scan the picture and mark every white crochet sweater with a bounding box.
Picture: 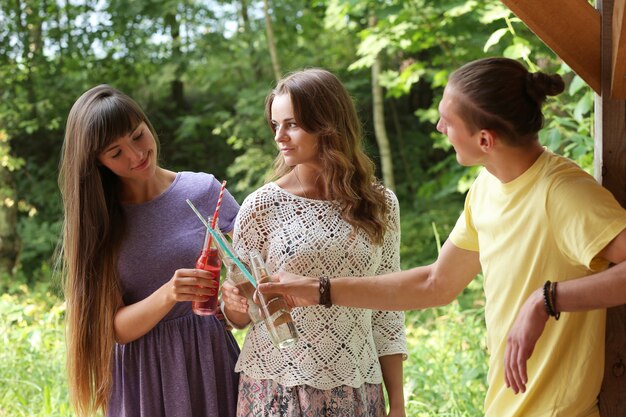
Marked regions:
[232,182,407,389]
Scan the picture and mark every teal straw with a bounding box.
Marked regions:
[186,199,257,288]
[205,226,257,288]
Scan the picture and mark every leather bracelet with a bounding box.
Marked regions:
[319,276,332,308]
[550,281,560,320]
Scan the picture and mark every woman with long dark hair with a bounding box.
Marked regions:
[59,85,240,417]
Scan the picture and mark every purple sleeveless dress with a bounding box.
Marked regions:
[109,172,240,417]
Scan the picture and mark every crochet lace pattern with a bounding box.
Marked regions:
[232,182,407,389]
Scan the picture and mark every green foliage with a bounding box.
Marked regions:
[16,219,62,283]
[540,71,595,173]
[1,0,596,276]
[398,197,488,415]
[0,131,25,174]
[403,301,487,416]
[399,196,464,267]
[0,281,70,417]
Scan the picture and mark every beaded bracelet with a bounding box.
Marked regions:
[542,280,554,317]
[542,280,560,320]
[319,276,332,308]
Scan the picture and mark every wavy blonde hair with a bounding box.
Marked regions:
[265,68,389,244]
[58,85,159,416]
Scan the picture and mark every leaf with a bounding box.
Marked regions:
[540,127,563,150]
[568,75,586,96]
[573,94,593,122]
[480,5,512,24]
[447,0,478,17]
[503,42,531,60]
[432,70,449,88]
[483,28,508,52]
[348,55,375,70]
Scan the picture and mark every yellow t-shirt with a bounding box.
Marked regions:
[449,150,626,417]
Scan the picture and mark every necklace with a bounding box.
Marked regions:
[293,167,309,199]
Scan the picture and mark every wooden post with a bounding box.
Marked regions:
[610,0,626,98]
[596,0,626,415]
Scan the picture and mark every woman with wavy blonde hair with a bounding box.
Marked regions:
[59,85,240,417]
[222,68,407,416]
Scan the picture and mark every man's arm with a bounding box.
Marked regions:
[555,228,626,311]
[261,239,481,310]
[505,227,626,394]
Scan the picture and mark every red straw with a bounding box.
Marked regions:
[211,180,227,228]
[206,180,227,249]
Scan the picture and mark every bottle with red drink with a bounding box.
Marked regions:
[192,222,221,315]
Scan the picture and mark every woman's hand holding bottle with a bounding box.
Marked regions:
[166,268,218,303]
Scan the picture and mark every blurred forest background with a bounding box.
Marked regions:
[0,0,594,415]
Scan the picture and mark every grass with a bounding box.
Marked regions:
[402,290,488,415]
[0,283,71,417]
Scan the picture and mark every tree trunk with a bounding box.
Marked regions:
[263,0,282,82]
[239,0,263,81]
[15,0,39,120]
[239,0,250,33]
[0,132,19,276]
[370,16,395,191]
[390,100,415,197]
[166,11,187,110]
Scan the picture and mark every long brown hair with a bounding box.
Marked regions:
[58,85,159,416]
[265,68,389,244]
[448,57,565,146]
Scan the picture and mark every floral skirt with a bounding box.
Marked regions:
[236,374,385,417]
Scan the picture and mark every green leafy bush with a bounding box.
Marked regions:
[0,283,71,417]
[404,301,487,416]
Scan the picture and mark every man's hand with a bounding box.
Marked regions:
[257,271,320,307]
[504,288,549,394]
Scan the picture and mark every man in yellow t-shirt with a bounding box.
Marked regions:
[254,57,626,417]
[449,149,626,416]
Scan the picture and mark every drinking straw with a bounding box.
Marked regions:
[186,199,257,288]
[211,180,227,229]
[206,180,227,250]
[205,226,257,288]
[186,199,208,228]
[210,224,237,260]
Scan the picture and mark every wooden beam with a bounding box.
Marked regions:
[500,0,601,94]
[611,0,626,98]
[596,0,626,415]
